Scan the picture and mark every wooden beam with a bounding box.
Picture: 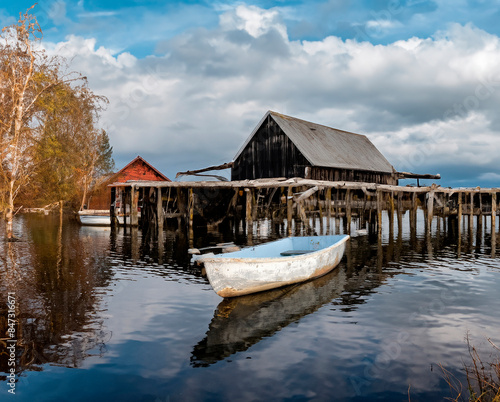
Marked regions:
[396,171,441,180]
[175,162,233,178]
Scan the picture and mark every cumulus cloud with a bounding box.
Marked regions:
[45,4,500,185]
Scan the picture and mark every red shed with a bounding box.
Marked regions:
[86,156,170,210]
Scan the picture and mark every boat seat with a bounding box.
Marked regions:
[280,250,315,256]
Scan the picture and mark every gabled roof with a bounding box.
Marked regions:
[234,111,394,174]
[114,156,171,182]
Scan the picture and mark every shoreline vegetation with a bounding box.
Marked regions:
[439,334,500,402]
[0,5,114,239]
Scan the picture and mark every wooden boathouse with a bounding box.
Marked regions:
[109,111,496,247]
[86,156,170,210]
[231,111,398,184]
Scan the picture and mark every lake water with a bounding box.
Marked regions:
[1,212,499,401]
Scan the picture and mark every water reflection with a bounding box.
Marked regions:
[0,215,113,376]
[0,211,499,401]
[191,268,348,367]
[191,213,500,369]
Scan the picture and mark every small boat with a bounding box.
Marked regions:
[77,210,111,226]
[197,235,349,298]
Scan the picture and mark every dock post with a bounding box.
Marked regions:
[346,189,352,235]
[246,188,254,239]
[318,189,324,235]
[110,187,117,227]
[326,187,332,234]
[389,191,395,239]
[469,192,474,236]
[492,193,497,256]
[492,192,497,234]
[131,185,138,227]
[409,192,417,244]
[376,188,383,236]
[397,191,403,237]
[427,190,434,233]
[458,191,463,254]
[287,186,293,236]
[188,188,194,247]
[458,192,463,233]
[122,188,128,229]
[157,187,163,233]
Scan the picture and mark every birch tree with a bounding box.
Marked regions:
[0,6,61,238]
[1,6,112,237]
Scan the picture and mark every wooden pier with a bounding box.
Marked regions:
[110,178,499,245]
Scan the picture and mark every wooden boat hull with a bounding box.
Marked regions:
[201,235,349,297]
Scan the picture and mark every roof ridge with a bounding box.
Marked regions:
[269,110,367,138]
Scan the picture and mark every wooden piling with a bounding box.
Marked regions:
[131,185,138,226]
[287,186,293,236]
[376,189,383,235]
[346,189,352,235]
[326,187,332,234]
[458,192,462,232]
[157,187,163,233]
[389,191,395,239]
[188,188,194,246]
[246,188,254,236]
[427,190,434,232]
[492,193,497,234]
[110,187,117,227]
[469,192,474,235]
[397,191,403,236]
[410,192,417,242]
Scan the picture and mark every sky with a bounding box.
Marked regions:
[2,0,500,187]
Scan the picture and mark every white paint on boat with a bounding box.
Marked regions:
[78,210,111,226]
[199,235,349,298]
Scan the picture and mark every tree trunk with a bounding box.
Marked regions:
[6,179,14,239]
[80,175,88,211]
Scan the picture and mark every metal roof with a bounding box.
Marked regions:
[234,111,394,174]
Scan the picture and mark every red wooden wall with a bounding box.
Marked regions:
[86,156,169,210]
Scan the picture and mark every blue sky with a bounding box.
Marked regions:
[2,1,500,187]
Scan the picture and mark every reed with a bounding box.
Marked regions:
[440,333,500,402]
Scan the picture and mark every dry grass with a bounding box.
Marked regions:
[440,334,500,402]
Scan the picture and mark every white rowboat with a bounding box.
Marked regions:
[78,210,111,226]
[199,235,349,298]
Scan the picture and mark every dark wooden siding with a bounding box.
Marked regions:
[232,115,311,180]
[232,115,398,185]
[309,167,397,185]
